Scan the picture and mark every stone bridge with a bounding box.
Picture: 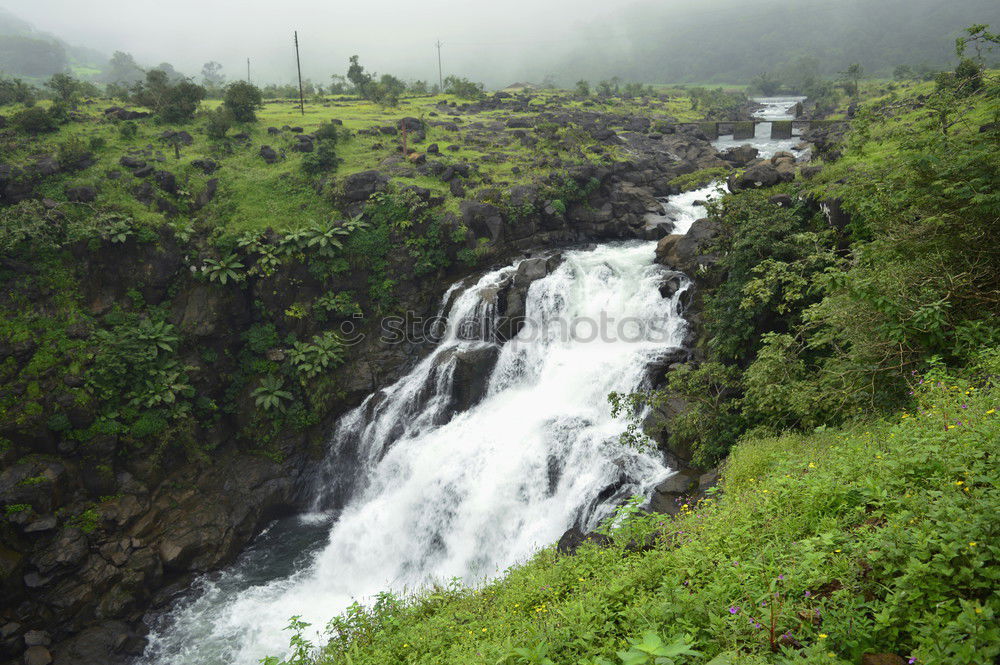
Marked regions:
[677,119,849,140]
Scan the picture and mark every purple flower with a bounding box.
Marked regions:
[777,574,785,580]
[729,606,740,614]
[908,659,916,665]
[804,590,811,597]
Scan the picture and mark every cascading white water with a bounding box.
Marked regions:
[139,241,689,665]
[712,95,808,158]
[646,181,724,235]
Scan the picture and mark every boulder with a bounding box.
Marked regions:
[443,345,501,413]
[341,170,389,202]
[152,170,177,195]
[24,646,52,665]
[259,146,279,164]
[65,186,97,203]
[557,527,610,555]
[648,470,700,515]
[191,158,219,174]
[719,144,759,166]
[727,164,787,192]
[860,656,905,665]
[460,200,504,242]
[655,218,722,277]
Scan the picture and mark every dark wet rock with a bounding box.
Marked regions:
[726,163,789,192]
[103,107,150,121]
[259,145,279,164]
[440,345,500,413]
[24,645,53,665]
[719,144,759,166]
[152,170,177,195]
[648,470,700,515]
[340,170,389,202]
[557,527,610,554]
[191,158,218,174]
[769,193,793,207]
[159,130,193,146]
[65,185,97,203]
[132,165,153,178]
[820,197,851,231]
[460,200,504,242]
[193,178,219,209]
[655,218,722,280]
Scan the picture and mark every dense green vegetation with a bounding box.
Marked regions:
[262,356,999,665]
[649,60,1000,468]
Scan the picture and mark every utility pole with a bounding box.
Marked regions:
[435,39,444,93]
[294,31,305,115]
[247,58,251,84]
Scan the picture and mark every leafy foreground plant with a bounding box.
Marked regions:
[262,351,999,665]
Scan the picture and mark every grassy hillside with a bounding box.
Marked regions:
[262,356,999,665]
[0,90,702,233]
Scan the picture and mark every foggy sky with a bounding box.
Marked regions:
[0,0,614,86]
[2,0,998,87]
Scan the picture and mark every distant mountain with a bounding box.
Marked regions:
[0,6,106,79]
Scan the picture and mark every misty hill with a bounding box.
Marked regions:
[0,6,105,79]
[547,0,1000,85]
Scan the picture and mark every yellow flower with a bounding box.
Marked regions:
[947,425,955,429]
[956,480,964,485]
[834,549,842,553]
[578,577,585,581]
[482,628,487,632]
[975,607,983,614]
[808,462,817,469]
[818,633,828,639]
[969,541,978,547]
[986,409,996,415]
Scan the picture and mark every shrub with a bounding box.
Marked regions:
[205,106,234,139]
[223,81,264,122]
[13,106,56,133]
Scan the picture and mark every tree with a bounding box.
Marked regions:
[329,74,350,95]
[131,70,205,122]
[223,81,263,122]
[575,80,590,96]
[750,72,782,96]
[839,63,864,97]
[45,73,81,104]
[201,61,225,88]
[346,55,372,97]
[0,76,36,105]
[102,51,144,85]
[443,75,484,99]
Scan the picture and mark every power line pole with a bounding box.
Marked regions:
[247,58,251,84]
[435,39,444,92]
[294,31,305,115]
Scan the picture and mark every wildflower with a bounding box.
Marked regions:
[969,541,977,547]
[956,480,964,486]
[808,462,817,469]
[482,628,487,632]
[986,409,996,415]
[835,549,842,553]
[908,659,917,664]
[729,606,740,614]
[975,607,982,614]
[804,590,811,597]
[818,633,828,639]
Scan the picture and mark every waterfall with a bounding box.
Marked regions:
[712,94,808,159]
[140,240,691,665]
